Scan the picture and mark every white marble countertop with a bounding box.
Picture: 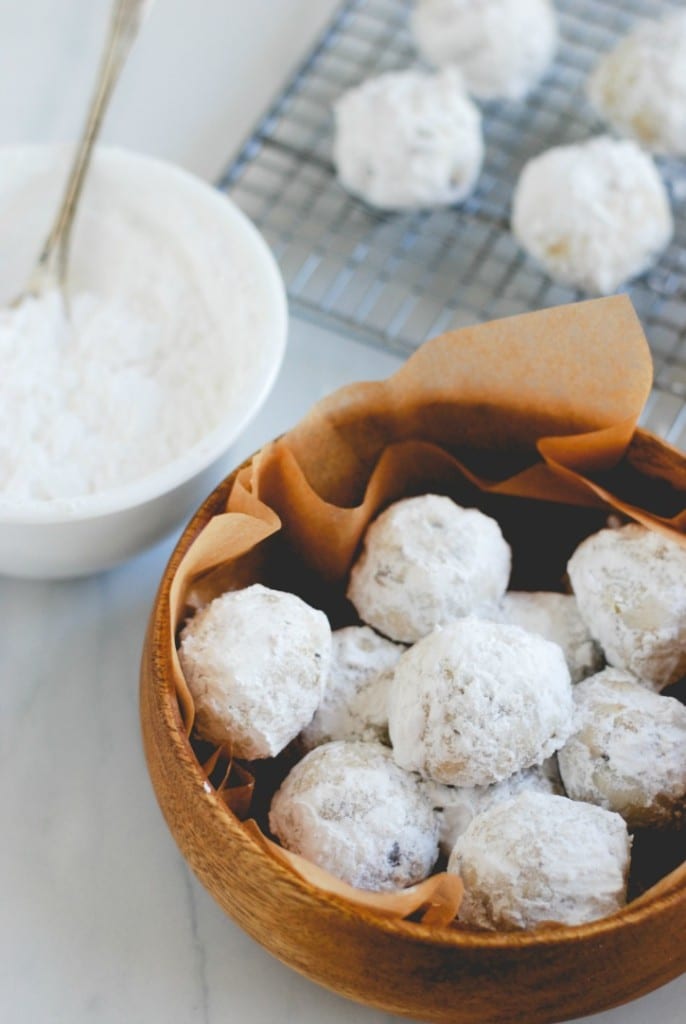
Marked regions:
[1,3,684,1022]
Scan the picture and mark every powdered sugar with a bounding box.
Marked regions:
[0,288,224,501]
[0,147,279,512]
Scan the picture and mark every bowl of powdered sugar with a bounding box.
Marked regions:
[0,145,287,578]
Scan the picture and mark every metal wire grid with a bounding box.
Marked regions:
[220,0,686,443]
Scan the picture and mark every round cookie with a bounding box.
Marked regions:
[448,791,631,929]
[301,626,404,750]
[511,135,673,294]
[412,0,557,101]
[347,494,511,643]
[567,523,686,691]
[424,758,563,857]
[500,591,604,684]
[333,68,483,210]
[269,741,439,891]
[387,617,574,787]
[558,668,686,829]
[587,11,686,157]
[178,583,331,759]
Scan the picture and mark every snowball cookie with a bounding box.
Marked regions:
[347,494,511,643]
[388,617,574,787]
[448,792,631,929]
[511,136,673,294]
[412,0,557,102]
[424,758,563,857]
[568,524,686,691]
[332,68,483,210]
[558,669,686,830]
[587,11,686,158]
[178,584,331,759]
[501,591,604,684]
[269,741,439,891]
[301,626,404,750]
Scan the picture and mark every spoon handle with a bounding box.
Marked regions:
[29,0,153,295]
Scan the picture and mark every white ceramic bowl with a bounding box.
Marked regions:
[0,145,287,578]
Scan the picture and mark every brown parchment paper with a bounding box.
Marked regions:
[167,296,686,924]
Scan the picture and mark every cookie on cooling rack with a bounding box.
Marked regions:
[411,0,557,101]
[587,10,686,158]
[333,67,483,210]
[512,136,673,294]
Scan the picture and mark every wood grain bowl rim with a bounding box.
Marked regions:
[143,454,686,952]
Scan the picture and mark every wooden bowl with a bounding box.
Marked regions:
[140,462,686,1024]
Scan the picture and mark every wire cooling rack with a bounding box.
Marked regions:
[220,0,686,444]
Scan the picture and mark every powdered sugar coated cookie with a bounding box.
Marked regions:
[178,584,331,759]
[558,668,686,829]
[301,626,404,749]
[347,494,511,643]
[333,68,483,210]
[568,523,686,690]
[512,136,673,294]
[424,758,563,857]
[587,11,686,157]
[501,591,603,684]
[269,741,439,891]
[448,791,631,929]
[388,617,574,787]
[412,0,557,101]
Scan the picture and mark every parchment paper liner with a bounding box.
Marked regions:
[167,296,686,926]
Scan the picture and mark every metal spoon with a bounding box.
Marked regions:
[11,0,153,310]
